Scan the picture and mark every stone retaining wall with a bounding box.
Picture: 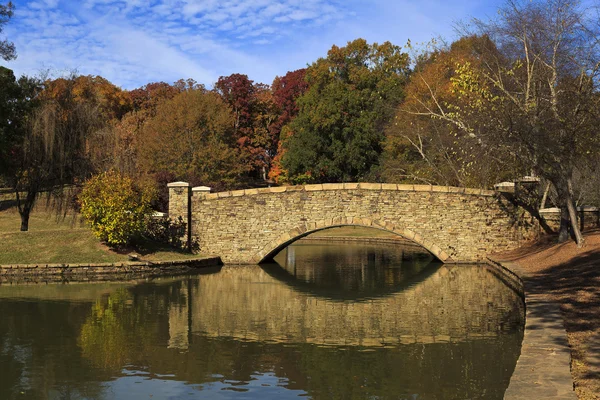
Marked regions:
[540,207,600,231]
[0,257,221,282]
[169,182,538,264]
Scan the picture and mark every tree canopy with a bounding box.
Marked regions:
[0,2,15,60]
[281,39,410,183]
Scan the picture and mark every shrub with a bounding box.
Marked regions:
[144,216,200,251]
[79,171,156,246]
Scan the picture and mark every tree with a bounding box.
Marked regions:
[41,75,132,121]
[268,69,309,183]
[5,75,105,231]
[79,171,156,245]
[214,73,274,178]
[0,2,15,60]
[406,0,600,245]
[129,81,183,115]
[138,88,248,190]
[382,36,524,187]
[0,67,31,175]
[281,39,410,183]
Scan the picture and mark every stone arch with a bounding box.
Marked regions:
[251,217,454,264]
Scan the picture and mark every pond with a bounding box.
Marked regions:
[0,240,524,399]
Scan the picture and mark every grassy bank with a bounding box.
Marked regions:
[0,207,204,265]
[496,231,600,400]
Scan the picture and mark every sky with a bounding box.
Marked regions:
[3,0,502,89]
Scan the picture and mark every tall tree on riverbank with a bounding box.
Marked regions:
[382,36,525,187]
[281,39,410,183]
[396,0,600,246]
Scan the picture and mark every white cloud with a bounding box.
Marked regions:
[4,0,504,88]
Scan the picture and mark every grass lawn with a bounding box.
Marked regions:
[0,206,204,264]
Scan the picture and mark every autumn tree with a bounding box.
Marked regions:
[407,0,600,245]
[130,81,185,115]
[41,75,132,121]
[5,75,105,231]
[214,73,277,179]
[382,36,524,187]
[268,69,309,183]
[139,88,247,190]
[281,39,410,183]
[0,2,15,60]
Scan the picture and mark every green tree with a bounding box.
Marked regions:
[0,67,32,175]
[281,39,410,183]
[0,2,15,60]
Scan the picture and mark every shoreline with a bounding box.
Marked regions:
[487,258,577,399]
[491,230,600,400]
[0,256,222,283]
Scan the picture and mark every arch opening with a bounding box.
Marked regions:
[253,220,453,265]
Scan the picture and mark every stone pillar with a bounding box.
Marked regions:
[168,182,192,249]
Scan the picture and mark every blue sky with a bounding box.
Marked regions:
[3,0,502,89]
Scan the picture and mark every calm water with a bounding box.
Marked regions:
[0,241,524,400]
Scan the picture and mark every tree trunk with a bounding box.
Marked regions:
[558,206,570,243]
[566,178,585,247]
[20,209,30,231]
[15,187,37,232]
[540,182,551,209]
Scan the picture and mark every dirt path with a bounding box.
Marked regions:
[494,230,600,400]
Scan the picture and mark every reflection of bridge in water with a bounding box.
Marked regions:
[168,263,524,349]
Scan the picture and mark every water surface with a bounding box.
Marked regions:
[0,241,524,399]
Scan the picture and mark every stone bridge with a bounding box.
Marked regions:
[167,182,537,264]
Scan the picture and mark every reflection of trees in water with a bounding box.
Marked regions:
[0,260,525,400]
[0,301,107,400]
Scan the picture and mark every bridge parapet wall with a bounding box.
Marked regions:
[168,183,536,264]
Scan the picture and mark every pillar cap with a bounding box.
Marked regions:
[167,181,191,188]
[192,186,211,192]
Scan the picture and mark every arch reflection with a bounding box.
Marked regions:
[264,240,439,301]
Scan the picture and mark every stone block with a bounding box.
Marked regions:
[167,181,191,188]
[464,188,482,195]
[343,182,360,190]
[448,186,466,194]
[359,183,382,190]
[382,183,397,191]
[322,183,344,190]
[397,184,414,191]
[413,185,433,192]
[305,184,323,191]
[269,186,287,193]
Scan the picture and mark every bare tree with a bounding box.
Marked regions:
[398,0,600,246]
